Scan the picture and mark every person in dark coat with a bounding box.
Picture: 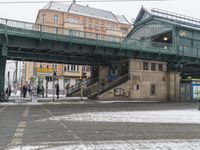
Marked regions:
[22,85,27,98]
[55,83,59,99]
[6,84,11,97]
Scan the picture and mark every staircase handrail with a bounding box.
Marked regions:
[66,77,98,95]
[89,74,129,97]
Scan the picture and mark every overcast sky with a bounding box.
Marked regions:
[0,0,199,23]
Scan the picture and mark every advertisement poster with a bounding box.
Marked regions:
[192,84,200,101]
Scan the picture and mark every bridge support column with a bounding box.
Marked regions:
[99,65,109,86]
[167,71,180,102]
[0,46,7,92]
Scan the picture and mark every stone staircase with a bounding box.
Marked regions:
[88,74,129,99]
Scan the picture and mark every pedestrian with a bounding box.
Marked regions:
[6,84,11,97]
[65,82,70,97]
[22,85,27,98]
[28,85,32,96]
[55,83,59,99]
[41,85,44,98]
[37,85,40,97]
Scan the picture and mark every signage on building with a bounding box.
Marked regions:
[36,68,53,76]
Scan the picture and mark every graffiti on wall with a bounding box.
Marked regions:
[113,88,130,97]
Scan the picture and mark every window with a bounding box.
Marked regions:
[41,14,46,23]
[82,66,86,72]
[95,23,99,31]
[143,62,148,70]
[151,84,156,95]
[86,66,90,72]
[110,24,115,31]
[151,63,156,71]
[67,17,78,24]
[158,64,163,71]
[66,65,80,72]
[82,19,86,28]
[63,66,67,72]
[40,64,44,68]
[53,15,59,24]
[71,65,75,71]
[101,22,105,31]
[52,64,57,71]
[120,27,128,33]
[136,84,139,90]
[53,27,58,34]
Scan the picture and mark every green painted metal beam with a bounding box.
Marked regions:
[0,46,7,92]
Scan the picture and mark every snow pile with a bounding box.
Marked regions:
[7,139,200,150]
[41,109,200,124]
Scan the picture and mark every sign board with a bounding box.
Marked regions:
[36,68,53,77]
[31,86,38,103]
[192,84,200,101]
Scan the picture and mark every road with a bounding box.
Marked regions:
[0,100,200,149]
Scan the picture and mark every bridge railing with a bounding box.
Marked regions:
[123,39,173,53]
[0,17,174,53]
[179,45,200,58]
[0,17,123,43]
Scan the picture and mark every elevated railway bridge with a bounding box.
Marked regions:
[1,8,200,101]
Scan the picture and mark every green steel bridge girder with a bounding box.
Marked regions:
[0,46,6,93]
[0,33,178,64]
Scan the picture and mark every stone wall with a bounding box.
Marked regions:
[100,59,180,101]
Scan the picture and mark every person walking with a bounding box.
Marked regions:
[6,84,11,97]
[22,85,27,98]
[28,84,32,96]
[55,83,59,99]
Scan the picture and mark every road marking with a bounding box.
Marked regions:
[11,138,22,145]
[9,106,30,147]
[14,132,23,138]
[22,106,30,117]
[18,122,26,128]
[16,128,24,133]
[0,106,7,112]
[42,106,80,140]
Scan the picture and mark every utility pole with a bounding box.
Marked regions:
[8,71,10,87]
[15,61,18,88]
[53,71,56,102]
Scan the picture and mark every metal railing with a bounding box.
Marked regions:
[0,17,175,54]
[66,77,98,96]
[88,74,129,99]
[152,8,200,27]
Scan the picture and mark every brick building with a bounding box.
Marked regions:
[25,1,132,90]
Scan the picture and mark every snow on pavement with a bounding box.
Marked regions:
[7,139,200,150]
[37,109,200,124]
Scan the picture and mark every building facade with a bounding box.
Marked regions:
[25,1,131,89]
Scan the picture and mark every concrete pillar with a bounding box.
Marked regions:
[99,65,109,85]
[0,46,7,92]
[167,71,180,102]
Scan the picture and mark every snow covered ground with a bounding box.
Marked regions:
[37,109,200,124]
[8,139,200,150]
